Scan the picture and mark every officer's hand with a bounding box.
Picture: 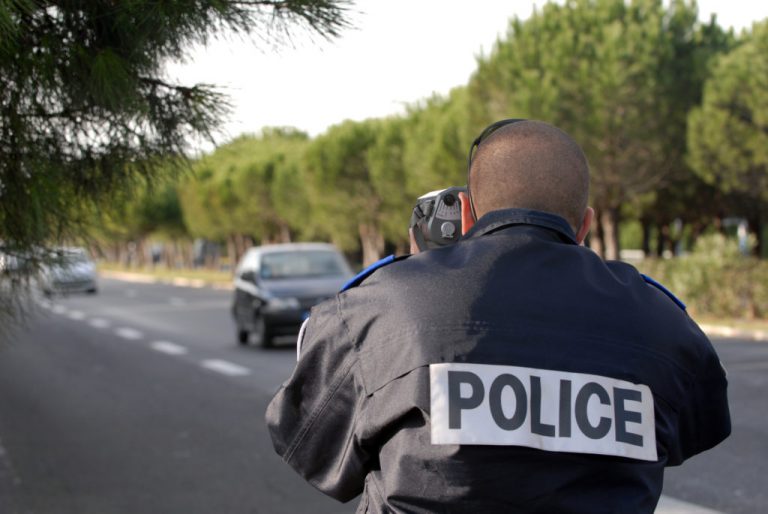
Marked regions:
[409,228,421,255]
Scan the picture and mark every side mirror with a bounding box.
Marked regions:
[240,270,257,283]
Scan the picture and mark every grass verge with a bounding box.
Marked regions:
[97,262,231,286]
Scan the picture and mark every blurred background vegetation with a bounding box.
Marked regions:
[2,0,767,321]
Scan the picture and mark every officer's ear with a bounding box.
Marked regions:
[460,192,475,235]
[575,207,594,245]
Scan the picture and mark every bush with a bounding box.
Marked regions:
[636,234,767,319]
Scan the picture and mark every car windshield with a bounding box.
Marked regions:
[260,250,346,279]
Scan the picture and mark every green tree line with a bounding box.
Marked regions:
[97,0,768,268]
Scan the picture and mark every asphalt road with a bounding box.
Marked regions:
[0,278,764,513]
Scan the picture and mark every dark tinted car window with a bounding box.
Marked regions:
[51,251,91,268]
[62,252,89,264]
[260,251,345,279]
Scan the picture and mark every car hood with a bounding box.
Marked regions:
[260,275,349,299]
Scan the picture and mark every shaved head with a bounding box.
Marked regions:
[469,120,590,230]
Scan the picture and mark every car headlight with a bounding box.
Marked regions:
[267,297,301,310]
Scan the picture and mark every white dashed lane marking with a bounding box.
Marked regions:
[151,341,188,356]
[655,495,724,513]
[114,327,144,340]
[201,360,251,377]
[44,302,254,382]
[89,318,111,329]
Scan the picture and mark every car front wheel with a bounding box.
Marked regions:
[237,327,249,345]
[252,316,273,348]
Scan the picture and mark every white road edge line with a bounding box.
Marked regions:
[655,495,724,514]
[89,318,111,329]
[151,341,188,356]
[201,359,251,377]
[114,327,144,340]
[67,310,85,320]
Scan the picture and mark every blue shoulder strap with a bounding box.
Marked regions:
[641,274,686,311]
[340,254,409,292]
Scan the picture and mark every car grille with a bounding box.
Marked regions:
[53,279,94,291]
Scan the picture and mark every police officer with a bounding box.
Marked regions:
[266,120,731,513]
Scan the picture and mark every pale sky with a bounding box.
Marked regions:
[166,1,768,151]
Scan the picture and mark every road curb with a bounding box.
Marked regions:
[699,324,768,343]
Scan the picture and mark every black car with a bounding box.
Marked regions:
[232,243,354,347]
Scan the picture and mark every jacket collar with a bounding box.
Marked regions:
[463,208,578,245]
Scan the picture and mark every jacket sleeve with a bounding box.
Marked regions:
[668,328,732,465]
[265,296,369,502]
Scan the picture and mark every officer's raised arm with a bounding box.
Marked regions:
[667,323,731,465]
[265,298,368,501]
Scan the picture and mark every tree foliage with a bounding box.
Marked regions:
[100,173,188,244]
[468,0,720,259]
[177,128,311,263]
[303,120,384,264]
[41,1,768,279]
[688,20,768,254]
[0,0,351,258]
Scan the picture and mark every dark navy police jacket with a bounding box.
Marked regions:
[266,208,731,514]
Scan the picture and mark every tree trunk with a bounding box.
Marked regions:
[589,209,604,258]
[358,223,384,267]
[227,236,237,271]
[120,242,129,267]
[278,223,292,243]
[689,221,705,253]
[749,215,763,258]
[640,219,652,258]
[125,241,137,267]
[182,241,193,268]
[713,214,724,234]
[174,241,182,268]
[203,241,216,269]
[165,242,176,268]
[235,233,249,262]
[656,224,670,258]
[600,208,620,261]
[669,222,683,257]
[137,239,148,268]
